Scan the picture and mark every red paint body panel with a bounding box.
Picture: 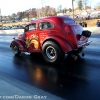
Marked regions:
[10,16,91,53]
[42,35,74,52]
[10,39,27,52]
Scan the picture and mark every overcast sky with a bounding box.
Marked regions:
[0,0,99,16]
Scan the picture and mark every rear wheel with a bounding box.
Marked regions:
[42,41,65,64]
[11,42,21,55]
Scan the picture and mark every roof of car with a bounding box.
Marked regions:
[28,16,73,24]
[43,16,72,19]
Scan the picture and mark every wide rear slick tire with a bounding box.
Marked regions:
[11,42,21,55]
[42,41,65,64]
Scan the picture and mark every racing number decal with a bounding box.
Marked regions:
[25,34,39,49]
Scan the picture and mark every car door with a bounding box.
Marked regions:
[38,21,54,44]
[24,23,40,52]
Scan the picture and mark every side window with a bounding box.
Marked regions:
[25,24,36,32]
[39,22,53,30]
[29,24,36,31]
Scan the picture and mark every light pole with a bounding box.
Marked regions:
[0,8,1,22]
[72,0,75,19]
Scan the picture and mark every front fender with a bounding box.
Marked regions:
[42,35,74,53]
[10,39,27,52]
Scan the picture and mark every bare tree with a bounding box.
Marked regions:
[78,0,83,10]
[82,0,89,10]
[57,5,62,13]
[51,8,57,16]
[37,6,57,17]
[95,2,100,10]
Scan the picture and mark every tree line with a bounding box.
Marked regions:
[1,0,100,21]
[2,6,73,21]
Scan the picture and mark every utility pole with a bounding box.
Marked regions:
[0,8,3,28]
[72,0,75,19]
[0,8,1,22]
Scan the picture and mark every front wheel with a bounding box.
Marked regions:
[42,41,65,64]
[11,42,21,55]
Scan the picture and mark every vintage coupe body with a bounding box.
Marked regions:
[10,16,91,63]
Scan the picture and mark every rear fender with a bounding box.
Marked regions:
[42,36,74,53]
[10,39,27,52]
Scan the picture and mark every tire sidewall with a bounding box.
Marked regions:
[11,42,20,55]
[42,41,62,63]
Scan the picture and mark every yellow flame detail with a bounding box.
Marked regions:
[25,34,39,49]
[30,40,39,49]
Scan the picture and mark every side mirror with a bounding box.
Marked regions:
[24,26,29,32]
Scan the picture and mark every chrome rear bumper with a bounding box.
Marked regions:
[78,41,92,48]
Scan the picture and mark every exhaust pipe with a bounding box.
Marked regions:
[82,52,85,57]
[71,54,78,61]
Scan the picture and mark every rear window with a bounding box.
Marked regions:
[74,25,83,35]
[64,20,75,24]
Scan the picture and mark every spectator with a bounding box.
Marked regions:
[79,21,82,26]
[96,20,100,27]
[82,21,85,27]
[84,22,87,27]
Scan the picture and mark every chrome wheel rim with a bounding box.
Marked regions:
[46,46,56,59]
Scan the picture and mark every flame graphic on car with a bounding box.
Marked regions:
[30,40,38,49]
[25,34,39,49]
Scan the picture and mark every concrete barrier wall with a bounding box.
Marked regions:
[0,27,100,34]
[83,27,100,33]
[0,29,24,35]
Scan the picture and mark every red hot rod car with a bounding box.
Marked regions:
[10,16,91,63]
